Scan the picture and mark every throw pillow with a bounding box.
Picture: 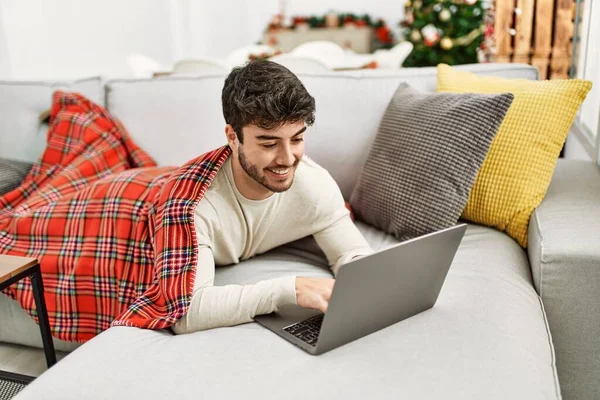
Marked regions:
[0,158,33,195]
[350,83,514,241]
[0,77,103,163]
[437,64,592,247]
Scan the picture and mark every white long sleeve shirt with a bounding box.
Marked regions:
[172,155,373,334]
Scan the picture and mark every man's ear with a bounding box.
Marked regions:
[225,124,238,147]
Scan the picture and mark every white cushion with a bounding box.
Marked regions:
[0,77,103,163]
[105,75,229,168]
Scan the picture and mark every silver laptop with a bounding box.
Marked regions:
[255,223,467,355]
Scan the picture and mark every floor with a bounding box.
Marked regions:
[0,343,68,377]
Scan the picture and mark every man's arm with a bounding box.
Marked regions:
[172,245,297,334]
[313,214,374,277]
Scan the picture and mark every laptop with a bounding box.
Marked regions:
[254,223,467,355]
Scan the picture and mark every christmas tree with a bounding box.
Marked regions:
[401,0,486,67]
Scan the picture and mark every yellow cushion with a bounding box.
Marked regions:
[437,64,592,247]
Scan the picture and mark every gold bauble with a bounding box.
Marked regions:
[410,29,422,42]
[439,9,452,22]
[440,37,454,50]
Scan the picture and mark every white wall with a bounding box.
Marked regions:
[0,0,404,79]
[187,0,252,59]
[567,0,600,164]
[576,0,600,143]
[0,5,12,77]
[565,133,592,161]
[0,0,176,80]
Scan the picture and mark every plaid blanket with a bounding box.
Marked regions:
[0,91,230,342]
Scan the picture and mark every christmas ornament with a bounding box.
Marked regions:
[439,8,452,22]
[376,26,393,44]
[401,0,486,67]
[440,37,454,50]
[454,26,484,45]
[410,29,422,42]
[422,24,441,46]
[480,0,496,63]
[405,0,412,7]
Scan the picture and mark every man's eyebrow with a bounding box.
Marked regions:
[255,126,307,140]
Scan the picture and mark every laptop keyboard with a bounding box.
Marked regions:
[283,314,324,347]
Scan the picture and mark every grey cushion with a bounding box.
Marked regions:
[350,84,514,241]
[0,77,103,163]
[0,158,33,195]
[15,222,560,400]
[528,159,600,400]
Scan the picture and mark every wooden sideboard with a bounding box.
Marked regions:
[264,26,374,54]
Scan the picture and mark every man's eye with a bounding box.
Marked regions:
[262,144,276,149]
[293,138,304,143]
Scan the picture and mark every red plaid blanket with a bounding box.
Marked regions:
[0,91,230,342]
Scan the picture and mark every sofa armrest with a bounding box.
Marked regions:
[528,159,600,400]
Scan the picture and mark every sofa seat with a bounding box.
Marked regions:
[15,222,560,400]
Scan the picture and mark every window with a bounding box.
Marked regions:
[572,0,600,165]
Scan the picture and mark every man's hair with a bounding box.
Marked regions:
[221,60,316,143]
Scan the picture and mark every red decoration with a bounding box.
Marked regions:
[376,26,393,44]
[424,35,440,47]
[293,16,306,25]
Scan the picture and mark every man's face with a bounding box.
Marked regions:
[232,122,306,194]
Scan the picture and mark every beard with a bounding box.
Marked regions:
[238,145,299,193]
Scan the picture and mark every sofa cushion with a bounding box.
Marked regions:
[0,77,103,163]
[15,222,560,399]
[0,158,33,195]
[528,159,600,400]
[0,294,81,352]
[104,63,538,200]
[350,84,513,241]
[437,64,592,247]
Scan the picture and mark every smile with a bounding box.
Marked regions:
[266,167,291,178]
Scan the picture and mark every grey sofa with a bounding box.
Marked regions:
[1,64,599,400]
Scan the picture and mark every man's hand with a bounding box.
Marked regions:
[295,277,335,313]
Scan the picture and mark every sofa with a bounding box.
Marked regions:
[1,63,599,400]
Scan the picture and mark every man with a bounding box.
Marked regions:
[172,60,373,334]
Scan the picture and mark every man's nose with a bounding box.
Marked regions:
[276,143,295,166]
